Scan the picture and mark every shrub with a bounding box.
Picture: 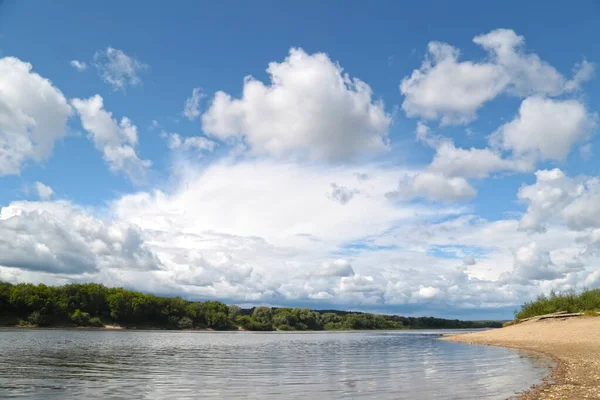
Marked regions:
[276,324,292,331]
[71,309,91,326]
[88,317,104,327]
[515,288,600,319]
[28,311,49,326]
[178,316,193,329]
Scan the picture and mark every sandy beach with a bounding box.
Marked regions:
[444,317,600,399]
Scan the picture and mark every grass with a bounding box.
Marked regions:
[515,288,600,320]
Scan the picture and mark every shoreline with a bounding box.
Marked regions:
[0,325,466,333]
[443,317,600,399]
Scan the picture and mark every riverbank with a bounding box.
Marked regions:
[443,317,600,399]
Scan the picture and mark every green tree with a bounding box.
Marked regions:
[71,309,91,326]
[228,305,241,321]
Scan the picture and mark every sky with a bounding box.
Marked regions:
[1,1,600,319]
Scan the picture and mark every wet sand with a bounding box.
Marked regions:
[443,317,600,399]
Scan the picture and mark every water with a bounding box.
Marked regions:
[0,329,552,399]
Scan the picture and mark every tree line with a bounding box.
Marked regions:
[0,281,501,330]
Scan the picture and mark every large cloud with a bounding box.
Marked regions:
[388,171,476,202]
[401,29,594,124]
[492,96,596,161]
[0,57,72,175]
[202,48,392,162]
[72,95,151,182]
[400,41,507,124]
[518,168,600,232]
[428,139,533,179]
[0,201,159,275]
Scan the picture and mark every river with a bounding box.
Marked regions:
[0,329,552,399]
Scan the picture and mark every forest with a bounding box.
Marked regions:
[0,281,502,330]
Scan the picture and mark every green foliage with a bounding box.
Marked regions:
[71,309,91,326]
[88,317,104,327]
[515,288,600,320]
[228,305,241,321]
[0,281,503,330]
[249,306,274,331]
[27,311,49,326]
[178,316,193,329]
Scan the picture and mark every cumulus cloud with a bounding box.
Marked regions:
[400,41,507,124]
[0,57,72,176]
[318,259,355,277]
[0,201,160,274]
[492,96,596,161]
[565,60,595,92]
[401,29,591,124]
[71,95,151,182]
[388,172,476,202]
[472,29,565,97]
[428,140,533,179]
[93,47,147,91]
[183,88,203,120]
[328,183,359,205]
[339,274,383,293]
[163,132,216,153]
[463,255,476,265]
[34,182,54,200]
[70,60,88,71]
[518,168,598,232]
[500,242,574,284]
[410,124,534,202]
[202,48,392,162]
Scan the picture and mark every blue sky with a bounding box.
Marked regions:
[1,1,600,319]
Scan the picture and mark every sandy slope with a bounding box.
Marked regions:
[443,317,600,399]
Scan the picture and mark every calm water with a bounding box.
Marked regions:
[0,329,552,399]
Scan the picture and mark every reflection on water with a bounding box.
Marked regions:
[0,329,552,399]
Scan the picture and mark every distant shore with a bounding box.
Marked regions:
[443,317,600,399]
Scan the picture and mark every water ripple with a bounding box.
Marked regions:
[0,329,552,399]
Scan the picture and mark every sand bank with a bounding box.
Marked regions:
[444,317,600,399]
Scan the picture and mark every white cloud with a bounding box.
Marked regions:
[163,132,216,152]
[34,182,54,200]
[339,275,383,293]
[463,255,476,265]
[0,57,72,176]
[70,60,88,71]
[415,286,442,300]
[93,47,147,91]
[473,29,565,97]
[500,242,576,284]
[389,172,476,202]
[328,183,359,205]
[183,88,203,120]
[400,41,507,124]
[428,140,533,179]
[517,168,600,232]
[202,48,392,162]
[113,160,434,248]
[401,29,590,124]
[565,60,595,92]
[492,96,596,161]
[318,259,355,277]
[0,201,159,274]
[71,95,151,182]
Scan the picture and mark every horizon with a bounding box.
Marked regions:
[1,1,600,320]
